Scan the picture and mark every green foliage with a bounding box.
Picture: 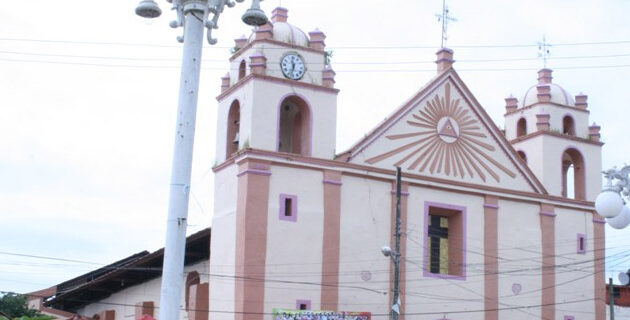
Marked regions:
[4,316,55,320]
[0,293,41,319]
[324,50,333,66]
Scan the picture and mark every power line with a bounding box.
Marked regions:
[2,49,630,64]
[3,37,630,49]
[3,57,630,72]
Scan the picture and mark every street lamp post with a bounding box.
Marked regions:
[594,165,630,320]
[595,165,630,228]
[381,167,402,320]
[134,1,267,320]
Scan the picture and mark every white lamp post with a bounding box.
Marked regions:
[595,165,630,228]
[135,1,267,320]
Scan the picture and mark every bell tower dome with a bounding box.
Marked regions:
[214,7,339,163]
[503,69,603,200]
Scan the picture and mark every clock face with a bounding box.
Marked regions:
[280,53,306,80]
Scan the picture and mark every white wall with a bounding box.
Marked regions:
[209,165,238,320]
[496,200,542,320]
[337,175,391,315]
[263,166,325,314]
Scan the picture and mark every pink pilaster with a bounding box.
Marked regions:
[575,93,588,109]
[322,65,336,88]
[537,84,551,103]
[249,52,267,75]
[435,48,454,73]
[505,95,518,112]
[589,123,601,142]
[255,23,273,41]
[221,73,230,92]
[271,7,288,23]
[536,113,551,131]
[308,29,326,50]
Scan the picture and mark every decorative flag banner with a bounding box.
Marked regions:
[273,309,371,320]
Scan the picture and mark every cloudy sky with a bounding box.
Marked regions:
[1,0,630,294]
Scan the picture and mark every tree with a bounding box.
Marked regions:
[0,293,40,319]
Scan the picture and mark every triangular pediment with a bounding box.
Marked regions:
[342,70,546,194]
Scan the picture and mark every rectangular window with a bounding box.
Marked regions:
[424,202,466,280]
[284,198,293,217]
[577,233,586,254]
[295,299,310,310]
[279,194,298,222]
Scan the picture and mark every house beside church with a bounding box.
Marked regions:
[31,6,607,320]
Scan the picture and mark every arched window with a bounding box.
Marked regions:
[185,271,200,310]
[516,118,527,137]
[226,100,240,157]
[278,95,311,155]
[238,60,246,80]
[563,115,575,136]
[561,148,585,200]
[517,150,527,163]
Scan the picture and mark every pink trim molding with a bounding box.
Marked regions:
[279,194,298,222]
[593,218,606,224]
[390,190,410,196]
[237,169,272,177]
[539,210,557,217]
[323,179,342,186]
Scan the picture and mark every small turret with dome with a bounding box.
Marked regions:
[503,68,603,201]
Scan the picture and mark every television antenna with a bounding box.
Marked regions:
[538,35,552,68]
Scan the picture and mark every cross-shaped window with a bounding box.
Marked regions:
[428,215,449,274]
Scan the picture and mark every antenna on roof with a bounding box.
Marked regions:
[435,0,457,48]
[538,35,552,68]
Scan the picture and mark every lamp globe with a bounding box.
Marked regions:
[607,205,630,229]
[595,190,624,218]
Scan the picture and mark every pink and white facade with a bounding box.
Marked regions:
[210,7,606,320]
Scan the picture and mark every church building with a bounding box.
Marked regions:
[209,6,606,320]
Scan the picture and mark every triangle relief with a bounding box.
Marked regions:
[365,82,517,183]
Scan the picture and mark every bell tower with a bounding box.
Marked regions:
[503,69,603,200]
[214,7,339,163]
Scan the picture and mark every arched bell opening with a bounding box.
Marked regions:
[238,60,246,80]
[277,95,311,156]
[561,148,585,200]
[226,100,241,157]
[563,115,576,136]
[516,117,527,137]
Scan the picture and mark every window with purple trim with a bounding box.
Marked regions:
[295,299,310,310]
[424,203,465,278]
[279,194,297,222]
[563,316,575,320]
[577,233,586,254]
